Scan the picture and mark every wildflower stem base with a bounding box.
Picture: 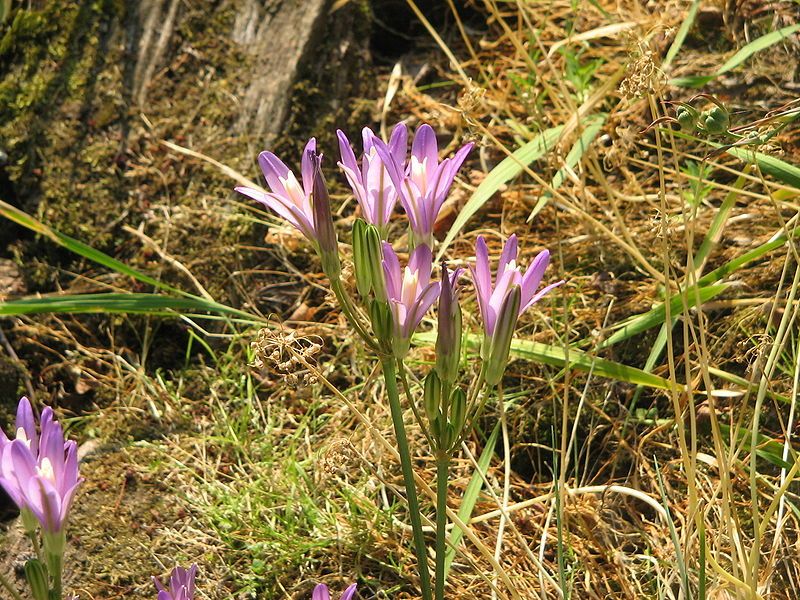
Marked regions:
[381,358,433,600]
[435,452,450,600]
[0,570,25,600]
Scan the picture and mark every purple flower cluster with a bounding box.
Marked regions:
[237,121,562,368]
[0,397,83,534]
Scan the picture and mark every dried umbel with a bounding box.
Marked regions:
[250,326,323,386]
[619,49,665,99]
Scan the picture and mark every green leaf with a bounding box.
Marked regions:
[670,23,800,87]
[0,293,258,319]
[437,126,564,260]
[527,114,606,222]
[720,424,795,470]
[444,421,501,575]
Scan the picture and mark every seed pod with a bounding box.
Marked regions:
[702,106,729,134]
[676,105,697,131]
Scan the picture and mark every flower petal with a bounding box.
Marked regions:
[412,124,439,170]
[340,583,358,600]
[300,138,317,194]
[313,584,331,600]
[381,242,402,300]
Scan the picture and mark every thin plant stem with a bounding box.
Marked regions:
[381,358,433,600]
[397,359,435,448]
[0,571,25,600]
[330,278,377,350]
[435,451,450,600]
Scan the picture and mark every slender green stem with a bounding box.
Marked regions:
[397,359,435,448]
[381,358,433,600]
[330,278,377,350]
[0,571,25,600]
[435,451,450,600]
[47,551,62,600]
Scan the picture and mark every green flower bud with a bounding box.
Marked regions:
[352,219,372,298]
[24,559,49,600]
[448,387,467,445]
[369,299,393,349]
[435,265,463,385]
[485,285,521,387]
[365,225,387,302]
[309,151,341,279]
[424,370,442,428]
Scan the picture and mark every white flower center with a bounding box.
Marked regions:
[15,427,31,448]
[37,457,56,484]
[279,172,308,209]
[401,267,420,309]
[409,157,429,195]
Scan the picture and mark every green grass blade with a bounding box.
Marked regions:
[663,0,702,68]
[670,23,800,87]
[444,421,501,575]
[0,199,188,296]
[414,332,678,390]
[0,293,260,320]
[598,284,729,349]
[437,125,564,260]
[668,129,800,189]
[527,115,606,222]
[724,146,800,189]
[698,227,800,287]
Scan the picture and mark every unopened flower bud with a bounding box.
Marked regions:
[369,299,393,349]
[424,370,442,428]
[309,150,341,279]
[485,285,521,387]
[365,225,387,302]
[448,387,466,446]
[352,219,372,298]
[435,265,463,385]
[24,559,49,600]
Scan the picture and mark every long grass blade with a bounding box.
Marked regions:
[670,23,800,87]
[437,126,564,260]
[597,284,729,349]
[0,199,186,296]
[0,293,260,320]
[444,421,501,575]
[527,114,606,222]
[663,0,702,68]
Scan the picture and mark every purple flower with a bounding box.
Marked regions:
[471,235,563,337]
[0,397,83,534]
[312,583,358,600]
[382,242,441,354]
[235,139,319,241]
[153,564,198,600]
[380,124,472,246]
[337,123,408,229]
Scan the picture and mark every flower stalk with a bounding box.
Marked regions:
[381,357,432,600]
